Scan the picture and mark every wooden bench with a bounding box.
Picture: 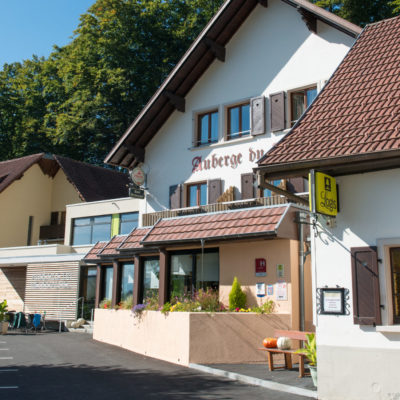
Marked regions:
[259,329,313,378]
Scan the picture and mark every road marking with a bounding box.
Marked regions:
[0,357,13,360]
[0,369,18,372]
[0,386,18,389]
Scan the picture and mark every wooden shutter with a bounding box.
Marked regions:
[351,246,381,326]
[250,96,265,136]
[208,179,222,204]
[169,184,182,209]
[270,92,286,132]
[50,212,59,225]
[241,173,255,199]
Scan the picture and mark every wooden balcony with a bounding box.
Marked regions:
[142,195,298,227]
[39,224,65,242]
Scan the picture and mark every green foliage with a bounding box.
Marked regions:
[143,291,160,310]
[0,300,8,322]
[0,0,224,164]
[251,299,275,314]
[120,295,134,310]
[308,0,399,27]
[161,302,172,314]
[295,333,317,366]
[99,298,111,309]
[228,277,247,311]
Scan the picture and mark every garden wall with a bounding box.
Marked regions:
[93,309,291,366]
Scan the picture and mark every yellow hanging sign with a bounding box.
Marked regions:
[309,171,338,216]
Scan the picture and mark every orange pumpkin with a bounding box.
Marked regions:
[263,337,277,348]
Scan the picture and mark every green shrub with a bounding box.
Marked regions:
[120,295,133,310]
[252,299,275,314]
[99,299,111,309]
[229,277,247,310]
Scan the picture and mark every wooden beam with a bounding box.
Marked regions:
[297,7,317,33]
[164,91,185,112]
[203,37,226,62]
[95,264,102,308]
[123,143,145,163]
[158,248,169,307]
[258,0,268,7]
[111,261,121,307]
[258,174,309,206]
[132,255,142,307]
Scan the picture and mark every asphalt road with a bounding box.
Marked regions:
[0,332,313,400]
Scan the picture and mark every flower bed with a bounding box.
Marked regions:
[93,309,291,366]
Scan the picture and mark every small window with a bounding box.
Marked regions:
[227,102,250,140]
[187,182,207,207]
[290,87,317,126]
[142,258,160,303]
[120,262,134,302]
[119,212,139,235]
[72,215,112,245]
[196,110,218,146]
[263,180,283,197]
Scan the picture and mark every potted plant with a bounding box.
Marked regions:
[296,333,317,387]
[0,300,8,335]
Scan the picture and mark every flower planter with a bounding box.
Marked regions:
[1,321,8,335]
[93,309,291,366]
[309,365,317,387]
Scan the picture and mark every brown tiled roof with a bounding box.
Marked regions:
[118,228,152,251]
[0,153,44,194]
[141,206,290,245]
[258,16,400,172]
[97,235,127,257]
[54,155,129,201]
[84,241,107,261]
[0,153,129,201]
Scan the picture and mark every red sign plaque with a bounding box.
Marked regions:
[255,258,267,277]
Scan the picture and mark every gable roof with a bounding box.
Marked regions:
[0,153,129,201]
[104,0,361,169]
[257,16,400,177]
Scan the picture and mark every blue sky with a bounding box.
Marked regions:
[0,0,96,67]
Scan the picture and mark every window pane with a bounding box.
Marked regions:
[72,225,91,245]
[103,267,113,301]
[196,252,219,291]
[229,107,240,138]
[199,184,207,205]
[211,112,218,142]
[94,215,112,224]
[170,254,193,298]
[143,259,160,303]
[121,263,134,301]
[189,185,198,207]
[92,223,111,243]
[241,104,250,135]
[120,212,139,235]
[74,217,91,226]
[390,248,400,321]
[291,93,305,123]
[306,88,317,107]
[199,114,209,144]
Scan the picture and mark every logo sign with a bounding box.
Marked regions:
[255,258,267,277]
[129,185,145,199]
[309,170,338,216]
[130,167,146,187]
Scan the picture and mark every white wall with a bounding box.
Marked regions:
[142,0,355,215]
[313,168,400,399]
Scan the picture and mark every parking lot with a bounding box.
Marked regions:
[0,332,314,400]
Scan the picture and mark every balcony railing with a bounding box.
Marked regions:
[142,195,294,227]
[39,224,65,242]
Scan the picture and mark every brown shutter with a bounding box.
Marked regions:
[270,91,286,132]
[250,96,265,136]
[208,179,222,204]
[169,184,182,209]
[241,173,255,199]
[50,212,59,225]
[351,246,381,326]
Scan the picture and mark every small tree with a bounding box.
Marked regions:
[229,277,247,310]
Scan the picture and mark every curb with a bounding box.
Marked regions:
[188,363,318,399]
